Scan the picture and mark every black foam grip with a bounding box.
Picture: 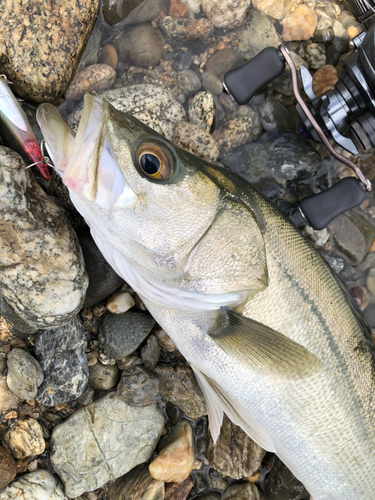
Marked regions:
[298,177,366,230]
[223,47,285,105]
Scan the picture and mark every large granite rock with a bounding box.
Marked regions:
[0,0,99,103]
[0,148,88,329]
[0,469,69,500]
[6,348,44,400]
[51,392,165,497]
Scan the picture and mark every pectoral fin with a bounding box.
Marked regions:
[209,311,323,379]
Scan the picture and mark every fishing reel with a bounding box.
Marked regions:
[223,11,375,230]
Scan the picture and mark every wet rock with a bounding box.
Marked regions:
[252,0,302,20]
[102,0,163,26]
[6,349,43,401]
[223,482,265,500]
[107,463,164,500]
[35,317,89,406]
[172,51,194,71]
[51,392,165,497]
[117,354,143,370]
[173,121,220,162]
[264,456,309,500]
[65,64,116,100]
[177,69,202,98]
[188,91,215,132]
[0,469,68,500]
[165,476,194,499]
[281,5,318,42]
[117,365,161,406]
[77,383,95,406]
[141,334,160,369]
[207,414,266,479]
[208,469,227,490]
[312,65,338,96]
[155,363,207,419]
[261,97,295,133]
[154,328,177,353]
[99,310,155,359]
[170,0,189,17]
[0,148,88,329]
[158,17,214,44]
[150,420,200,483]
[205,49,244,80]
[238,11,281,59]
[217,117,253,150]
[99,45,118,70]
[306,43,326,69]
[184,0,202,13]
[202,72,223,95]
[0,376,21,413]
[89,362,120,391]
[0,445,17,490]
[202,0,251,28]
[0,295,37,335]
[3,418,45,459]
[115,23,163,68]
[0,0,98,103]
[107,291,135,314]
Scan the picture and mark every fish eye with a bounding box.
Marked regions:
[137,143,172,180]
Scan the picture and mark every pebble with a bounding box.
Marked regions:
[202,72,223,95]
[223,482,265,499]
[0,148,88,329]
[77,383,95,406]
[107,464,165,500]
[281,5,318,42]
[98,45,118,70]
[205,49,244,80]
[0,469,69,500]
[261,97,295,133]
[141,334,160,369]
[303,226,330,247]
[252,0,302,20]
[150,420,200,483]
[99,310,155,359]
[0,376,21,413]
[173,121,220,162]
[323,255,345,273]
[172,51,194,71]
[165,477,194,499]
[201,0,251,28]
[306,43,326,69]
[169,0,189,17]
[158,17,214,44]
[50,392,165,497]
[35,317,89,406]
[106,291,135,314]
[115,23,163,68]
[188,91,215,132]
[183,0,202,13]
[0,445,17,490]
[264,456,309,499]
[6,348,44,401]
[217,117,253,150]
[177,69,202,98]
[155,363,207,419]
[102,0,163,26]
[238,11,281,59]
[65,64,116,100]
[117,354,143,370]
[3,418,45,459]
[312,64,338,96]
[88,362,120,391]
[117,365,161,406]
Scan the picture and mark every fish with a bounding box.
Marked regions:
[36,93,375,500]
[0,75,50,180]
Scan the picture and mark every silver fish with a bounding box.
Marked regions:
[37,93,375,500]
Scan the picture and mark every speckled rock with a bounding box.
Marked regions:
[89,362,120,391]
[170,0,189,17]
[217,117,253,150]
[0,0,99,103]
[0,376,21,413]
[0,148,88,329]
[238,11,281,59]
[207,414,266,479]
[107,464,164,500]
[115,23,163,68]
[155,363,207,419]
[117,365,161,406]
[0,469,68,500]
[50,392,165,497]
[173,121,220,162]
[264,456,309,500]
[34,317,89,406]
[3,418,45,459]
[69,85,186,140]
[0,446,17,490]
[252,0,302,20]
[306,43,326,69]
[102,0,163,25]
[158,17,214,43]
[107,292,135,314]
[202,72,223,95]
[6,349,43,401]
[141,334,160,369]
[188,91,215,132]
[223,482,265,500]
[281,5,318,41]
[202,0,251,28]
[312,64,338,96]
[177,70,202,98]
[65,64,116,100]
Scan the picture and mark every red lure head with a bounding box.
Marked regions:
[24,139,50,180]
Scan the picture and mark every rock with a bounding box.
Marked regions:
[165,477,194,499]
[0,445,17,490]
[107,291,135,314]
[65,64,116,100]
[177,69,202,98]
[261,97,295,133]
[223,482,265,500]
[264,456,309,500]
[154,328,177,353]
[117,354,143,370]
[150,420,199,483]
[98,310,155,359]
[99,45,118,70]
[77,383,95,406]
[0,376,21,413]
[170,0,189,17]
[323,254,345,273]
[238,11,281,59]
[0,470,68,499]
[3,418,45,459]
[89,362,120,391]
[306,43,326,69]
[34,317,89,406]
[252,0,302,20]
[155,363,207,419]
[0,295,37,335]
[271,51,307,96]
[205,49,244,80]
[0,0,98,103]
[207,414,266,479]
[281,5,318,42]
[81,24,103,67]
[0,148,88,329]
[173,121,220,162]
[303,226,330,247]
[183,0,201,13]
[115,23,163,68]
[69,85,186,141]
[141,334,160,369]
[158,17,214,44]
[312,64,338,96]
[6,349,43,401]
[202,0,251,28]
[172,51,194,71]
[107,463,164,500]
[188,91,215,132]
[217,117,253,150]
[202,72,223,95]
[208,469,227,490]
[51,392,165,497]
[117,365,161,406]
[102,0,163,26]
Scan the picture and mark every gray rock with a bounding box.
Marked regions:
[238,11,281,60]
[0,295,37,335]
[177,69,202,98]
[98,310,155,359]
[89,362,120,391]
[0,470,68,500]
[202,72,223,95]
[102,0,163,25]
[51,392,165,497]
[188,91,215,132]
[158,16,214,44]
[264,456,310,500]
[202,0,251,28]
[107,464,164,500]
[77,383,95,405]
[261,97,295,133]
[223,482,265,500]
[323,254,345,274]
[217,117,253,150]
[35,317,89,406]
[141,334,160,369]
[6,349,44,401]
[172,50,194,71]
[205,49,244,80]
[117,365,161,406]
[115,23,163,68]
[0,148,88,329]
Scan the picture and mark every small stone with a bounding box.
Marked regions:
[165,476,194,500]
[312,65,338,96]
[98,310,155,360]
[3,418,45,459]
[217,117,253,150]
[349,285,368,310]
[65,64,116,100]
[281,5,318,42]
[252,0,302,20]
[117,355,143,370]
[9,338,27,349]
[172,51,194,71]
[154,328,177,353]
[177,69,202,98]
[202,0,251,28]
[117,365,161,406]
[202,72,223,95]
[173,121,220,162]
[205,49,244,80]
[98,350,117,365]
[107,464,165,500]
[183,0,201,13]
[0,377,21,413]
[102,0,163,25]
[303,226,330,247]
[77,383,95,406]
[87,351,98,367]
[141,335,160,369]
[223,482,265,500]
[89,362,120,391]
[0,469,68,499]
[264,456,309,499]
[150,420,199,483]
[115,23,163,68]
[106,292,135,314]
[0,445,17,489]
[169,0,189,17]
[261,97,294,133]
[323,254,345,273]
[208,469,227,490]
[27,459,38,472]
[4,410,18,420]
[158,17,214,44]
[99,45,118,70]
[306,43,326,69]
[6,349,43,401]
